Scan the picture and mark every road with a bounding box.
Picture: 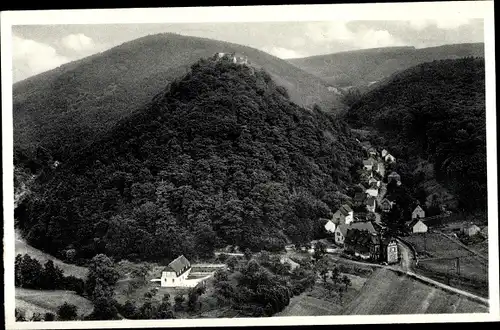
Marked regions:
[396,239,414,272]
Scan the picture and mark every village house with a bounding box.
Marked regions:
[353,192,366,207]
[379,198,395,213]
[152,255,212,288]
[387,171,402,185]
[407,219,428,234]
[481,226,488,238]
[374,161,385,177]
[462,223,481,237]
[334,224,349,246]
[411,205,426,219]
[368,147,377,158]
[381,149,388,158]
[365,196,376,213]
[363,159,375,171]
[345,229,373,260]
[159,255,191,286]
[335,220,378,247]
[332,204,354,225]
[324,218,337,234]
[366,184,379,198]
[385,153,396,163]
[368,177,380,187]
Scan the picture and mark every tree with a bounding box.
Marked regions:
[44,312,56,321]
[42,260,64,289]
[330,265,340,285]
[85,254,119,300]
[57,302,78,321]
[174,293,185,311]
[341,275,352,291]
[30,313,43,321]
[244,248,252,260]
[226,256,239,271]
[15,308,26,321]
[120,300,138,319]
[313,241,327,260]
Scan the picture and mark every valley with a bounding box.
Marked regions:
[9,25,489,323]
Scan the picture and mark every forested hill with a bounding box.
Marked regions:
[288,43,484,88]
[16,57,364,264]
[346,57,486,211]
[13,33,343,176]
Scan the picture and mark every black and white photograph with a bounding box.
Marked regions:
[1,2,498,328]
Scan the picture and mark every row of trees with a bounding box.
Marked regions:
[15,302,78,322]
[15,254,84,293]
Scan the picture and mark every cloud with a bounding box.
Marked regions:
[436,18,470,29]
[12,35,69,82]
[408,18,471,31]
[60,33,95,52]
[261,46,305,59]
[304,22,404,51]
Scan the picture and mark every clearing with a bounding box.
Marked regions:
[16,288,94,319]
[403,232,488,297]
[15,230,88,279]
[343,268,488,314]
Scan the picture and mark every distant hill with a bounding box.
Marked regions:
[16,57,363,263]
[13,33,343,173]
[346,57,486,212]
[288,43,484,88]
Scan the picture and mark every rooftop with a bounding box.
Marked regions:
[165,255,191,273]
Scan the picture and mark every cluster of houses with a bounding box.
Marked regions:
[355,141,401,215]
[322,203,399,264]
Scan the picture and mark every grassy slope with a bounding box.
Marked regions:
[15,230,88,279]
[288,43,484,88]
[343,268,487,314]
[16,288,94,318]
[13,32,343,159]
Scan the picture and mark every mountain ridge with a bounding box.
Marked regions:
[16,57,364,263]
[288,42,484,88]
[13,32,344,173]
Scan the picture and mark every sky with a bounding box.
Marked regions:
[11,19,484,82]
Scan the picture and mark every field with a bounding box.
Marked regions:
[403,232,488,297]
[343,268,488,314]
[15,230,88,279]
[276,261,375,317]
[16,288,94,319]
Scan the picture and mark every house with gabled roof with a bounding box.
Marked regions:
[462,223,481,237]
[363,159,375,171]
[366,184,379,198]
[366,196,376,213]
[381,149,388,158]
[332,204,354,225]
[324,218,337,234]
[368,177,380,188]
[380,198,395,212]
[334,224,349,246]
[407,219,428,234]
[151,255,213,288]
[353,192,366,207]
[388,171,401,185]
[411,205,425,219]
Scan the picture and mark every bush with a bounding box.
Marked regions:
[44,312,56,321]
[57,302,78,321]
